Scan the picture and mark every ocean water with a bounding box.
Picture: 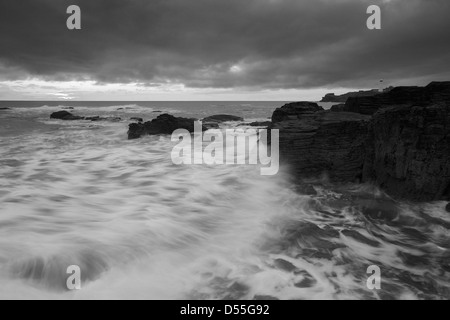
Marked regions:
[0,102,449,300]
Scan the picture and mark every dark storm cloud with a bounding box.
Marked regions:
[0,0,449,89]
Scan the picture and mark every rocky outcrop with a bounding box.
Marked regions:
[273,82,450,202]
[272,102,323,123]
[363,104,450,201]
[50,111,84,121]
[344,82,450,115]
[321,89,383,103]
[271,102,370,182]
[128,114,206,139]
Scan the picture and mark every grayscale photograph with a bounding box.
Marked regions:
[0,0,449,302]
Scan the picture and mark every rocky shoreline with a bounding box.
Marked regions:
[48,82,450,203]
[272,81,450,202]
[320,89,385,103]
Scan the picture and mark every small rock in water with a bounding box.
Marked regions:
[0,107,11,110]
[50,111,84,121]
[294,270,317,288]
[359,198,399,222]
[446,203,450,213]
[128,114,205,139]
[229,281,249,293]
[273,258,297,272]
[248,121,272,127]
[85,116,101,121]
[224,281,250,300]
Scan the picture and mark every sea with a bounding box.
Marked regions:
[0,101,449,300]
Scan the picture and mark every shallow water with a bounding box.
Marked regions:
[0,103,449,300]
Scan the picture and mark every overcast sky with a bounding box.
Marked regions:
[0,0,449,100]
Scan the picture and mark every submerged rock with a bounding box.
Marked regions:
[85,116,122,122]
[238,121,272,128]
[202,114,244,123]
[273,258,297,272]
[128,113,206,139]
[50,111,84,121]
[84,116,101,121]
[356,198,400,222]
[293,270,317,288]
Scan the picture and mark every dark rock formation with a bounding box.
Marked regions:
[50,111,84,121]
[272,102,323,123]
[130,117,144,123]
[273,82,450,202]
[362,104,450,201]
[85,116,122,122]
[85,116,101,121]
[202,114,244,123]
[330,104,345,112]
[446,203,450,213]
[271,102,370,182]
[128,113,206,139]
[344,82,450,115]
[321,89,383,103]
[239,121,272,127]
[0,107,11,110]
[51,111,122,122]
[249,121,272,127]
